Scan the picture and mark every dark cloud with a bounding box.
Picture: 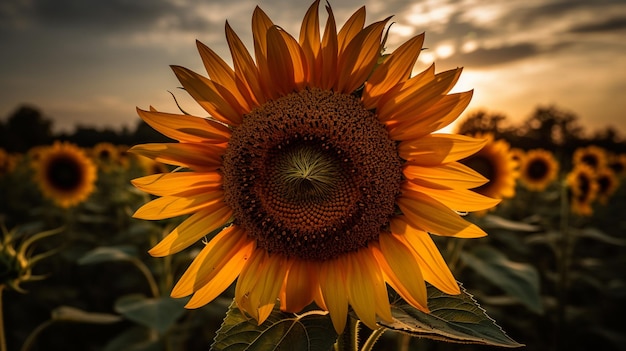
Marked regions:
[439,43,539,68]
[569,16,626,33]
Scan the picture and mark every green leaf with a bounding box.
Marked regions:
[114,294,189,333]
[461,246,543,314]
[381,284,524,348]
[482,214,541,232]
[211,300,337,351]
[103,325,162,351]
[78,246,138,265]
[574,227,626,246]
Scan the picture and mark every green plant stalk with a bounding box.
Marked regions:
[130,257,160,298]
[0,286,6,351]
[555,179,570,351]
[361,326,385,351]
[19,320,54,351]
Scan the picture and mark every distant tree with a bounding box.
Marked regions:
[1,105,53,152]
[516,106,583,148]
[455,110,509,136]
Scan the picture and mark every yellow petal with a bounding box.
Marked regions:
[337,18,390,93]
[280,259,318,313]
[391,217,460,294]
[148,205,233,256]
[266,26,307,95]
[397,186,487,238]
[346,249,391,330]
[171,65,243,125]
[129,143,224,172]
[136,108,231,143]
[388,91,473,140]
[320,256,349,334]
[405,181,501,212]
[133,191,224,220]
[403,162,488,190]
[363,33,425,108]
[398,133,487,166]
[372,235,428,312]
[375,63,435,115]
[235,249,266,320]
[379,68,462,123]
[250,254,290,324]
[131,172,222,197]
[225,21,265,105]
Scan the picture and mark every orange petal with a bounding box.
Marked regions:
[129,143,224,172]
[319,4,338,89]
[388,91,473,140]
[266,26,307,95]
[147,205,233,256]
[375,63,435,114]
[363,33,425,108]
[131,172,222,197]
[250,254,290,324]
[346,249,391,330]
[234,249,266,320]
[379,68,462,123]
[299,0,321,85]
[337,18,390,93]
[405,181,501,212]
[172,225,245,296]
[403,162,488,190]
[280,259,319,313]
[391,217,460,294]
[372,235,428,312]
[133,191,224,220]
[320,256,349,334]
[397,185,487,238]
[136,108,231,143]
[225,21,265,105]
[171,65,243,125]
[398,133,486,166]
[337,6,365,56]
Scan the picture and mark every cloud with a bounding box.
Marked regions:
[569,16,626,33]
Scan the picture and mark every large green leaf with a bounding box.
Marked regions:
[211,301,337,351]
[461,245,543,314]
[381,284,523,348]
[77,246,138,265]
[114,294,189,333]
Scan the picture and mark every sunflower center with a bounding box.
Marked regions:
[46,156,83,191]
[462,155,495,192]
[527,159,548,180]
[222,88,402,261]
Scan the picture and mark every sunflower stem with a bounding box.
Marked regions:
[555,178,571,351]
[0,286,6,351]
[361,326,385,351]
[130,257,160,298]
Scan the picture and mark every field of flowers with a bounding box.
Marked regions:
[1,107,625,351]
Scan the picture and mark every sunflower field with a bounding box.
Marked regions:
[1,3,625,350]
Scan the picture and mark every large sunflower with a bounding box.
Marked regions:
[130,1,498,333]
[595,167,619,205]
[34,141,97,208]
[519,149,559,192]
[572,145,607,172]
[459,133,518,201]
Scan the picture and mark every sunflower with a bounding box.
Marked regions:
[608,153,626,178]
[33,141,97,208]
[595,167,619,205]
[519,149,559,192]
[91,142,120,172]
[0,148,18,176]
[130,1,498,333]
[572,145,607,172]
[566,164,598,216]
[459,133,518,201]
[509,148,525,170]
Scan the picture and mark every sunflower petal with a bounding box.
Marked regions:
[171,65,243,125]
[281,259,318,313]
[133,191,224,220]
[235,249,266,320]
[388,91,473,140]
[403,162,488,190]
[320,256,349,334]
[398,133,486,166]
[319,4,338,89]
[337,6,366,56]
[390,218,460,294]
[373,235,428,312]
[337,18,390,93]
[405,182,501,212]
[299,0,321,85]
[363,33,425,108]
[397,186,487,238]
[171,226,251,297]
[129,143,224,172]
[375,63,435,114]
[136,108,231,143]
[266,26,307,94]
[148,205,233,256]
[225,21,265,105]
[251,254,290,324]
[131,172,222,197]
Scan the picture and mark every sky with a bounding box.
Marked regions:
[1,0,625,137]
